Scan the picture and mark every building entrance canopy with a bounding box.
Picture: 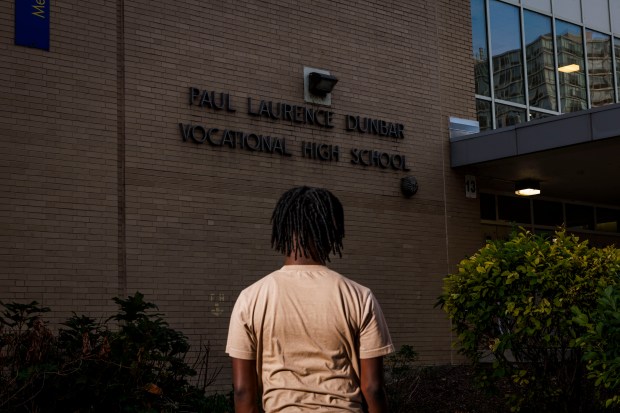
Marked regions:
[451,103,620,206]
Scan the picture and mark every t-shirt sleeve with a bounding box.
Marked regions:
[226,292,257,360]
[359,292,395,359]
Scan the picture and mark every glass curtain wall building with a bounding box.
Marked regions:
[472,0,620,130]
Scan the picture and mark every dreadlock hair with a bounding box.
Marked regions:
[271,186,345,264]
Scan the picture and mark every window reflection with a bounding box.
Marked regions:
[482,194,620,235]
[529,110,553,121]
[586,30,614,107]
[490,1,525,104]
[472,0,490,96]
[524,11,557,111]
[566,204,594,230]
[471,2,620,130]
[556,20,587,112]
[596,208,620,233]
[476,99,493,130]
[496,103,525,128]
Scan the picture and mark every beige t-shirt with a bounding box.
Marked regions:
[226,265,394,413]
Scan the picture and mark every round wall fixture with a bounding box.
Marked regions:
[401,176,418,198]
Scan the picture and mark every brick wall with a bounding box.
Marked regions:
[0,1,119,317]
[1,0,480,390]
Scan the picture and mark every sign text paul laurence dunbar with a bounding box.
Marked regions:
[178,87,410,171]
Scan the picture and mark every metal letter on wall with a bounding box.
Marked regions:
[15,0,50,51]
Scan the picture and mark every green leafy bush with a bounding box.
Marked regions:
[574,285,620,408]
[0,292,232,413]
[438,228,620,412]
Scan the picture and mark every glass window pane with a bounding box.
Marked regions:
[476,99,493,130]
[596,208,620,233]
[586,30,614,107]
[556,20,587,113]
[472,0,490,96]
[613,3,620,35]
[566,203,594,230]
[523,0,551,13]
[533,200,563,226]
[480,193,497,220]
[498,195,531,224]
[524,11,557,110]
[496,103,526,128]
[616,38,620,103]
[553,0,582,24]
[490,1,525,104]
[583,0,610,33]
[529,110,554,120]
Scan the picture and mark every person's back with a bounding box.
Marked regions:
[226,186,393,413]
[228,265,393,412]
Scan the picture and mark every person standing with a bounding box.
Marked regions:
[226,186,394,413]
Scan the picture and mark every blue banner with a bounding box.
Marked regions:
[15,0,50,50]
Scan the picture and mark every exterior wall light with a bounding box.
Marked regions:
[401,176,418,198]
[303,67,336,105]
[308,72,338,96]
[515,179,541,196]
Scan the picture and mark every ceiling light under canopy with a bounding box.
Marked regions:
[515,179,541,196]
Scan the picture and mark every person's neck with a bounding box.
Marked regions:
[283,254,325,266]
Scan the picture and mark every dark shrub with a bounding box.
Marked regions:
[0,292,230,413]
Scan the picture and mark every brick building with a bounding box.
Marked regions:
[2,0,619,389]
